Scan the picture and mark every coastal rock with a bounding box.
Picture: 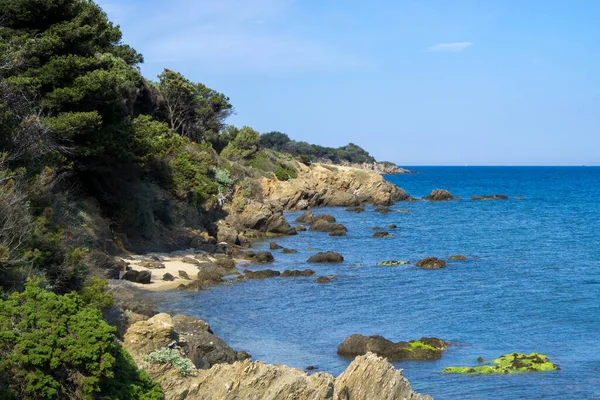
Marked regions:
[387,224,397,229]
[310,220,348,233]
[243,269,281,279]
[315,276,334,283]
[260,163,414,210]
[122,269,152,284]
[416,257,447,269]
[294,224,307,232]
[178,270,191,280]
[295,211,316,225]
[308,252,344,263]
[442,352,559,374]
[281,269,316,277]
[373,231,393,238]
[470,194,509,201]
[125,319,431,400]
[269,242,283,250]
[448,255,467,261]
[243,251,275,264]
[334,352,432,400]
[423,189,455,201]
[163,273,175,281]
[329,230,347,237]
[315,213,336,223]
[217,225,240,245]
[282,248,298,254]
[337,334,449,361]
[214,257,236,270]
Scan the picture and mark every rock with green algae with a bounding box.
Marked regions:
[376,260,410,266]
[442,353,559,374]
[338,334,449,361]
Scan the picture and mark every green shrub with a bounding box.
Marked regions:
[214,168,234,193]
[0,279,163,399]
[299,154,311,165]
[274,163,298,181]
[143,347,196,377]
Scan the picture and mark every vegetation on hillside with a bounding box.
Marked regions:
[260,131,377,164]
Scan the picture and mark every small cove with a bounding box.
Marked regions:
[157,167,600,399]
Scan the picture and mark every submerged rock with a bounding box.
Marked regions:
[416,257,447,269]
[281,269,316,277]
[442,353,559,374]
[243,269,281,279]
[242,251,275,264]
[269,242,283,250]
[309,220,348,233]
[373,206,392,214]
[423,189,455,201]
[295,211,316,225]
[448,255,468,261]
[329,230,347,237]
[307,251,344,263]
[338,334,449,361]
[315,213,336,223]
[346,206,366,213]
[470,194,509,201]
[387,224,397,229]
[376,260,410,266]
[373,231,393,238]
[282,248,298,254]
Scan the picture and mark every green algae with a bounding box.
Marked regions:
[376,260,410,266]
[442,353,559,374]
[407,341,437,351]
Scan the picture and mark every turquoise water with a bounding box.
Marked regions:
[159,167,600,399]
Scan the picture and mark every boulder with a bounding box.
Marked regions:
[214,257,236,270]
[307,251,344,263]
[269,242,283,250]
[122,269,152,284]
[337,334,449,361]
[163,273,176,281]
[282,248,298,254]
[181,257,201,266]
[294,224,307,232]
[315,213,336,223]
[295,211,316,225]
[315,275,337,283]
[178,270,191,280]
[281,269,316,277]
[329,230,347,237]
[470,194,509,201]
[373,232,393,238]
[217,225,239,245]
[423,189,455,201]
[243,251,275,264]
[243,269,281,279]
[310,220,348,233]
[416,257,447,269]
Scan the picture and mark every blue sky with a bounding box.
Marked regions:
[97,0,600,166]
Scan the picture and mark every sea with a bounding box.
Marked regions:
[158,167,600,399]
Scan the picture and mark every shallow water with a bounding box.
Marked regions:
[158,167,600,399]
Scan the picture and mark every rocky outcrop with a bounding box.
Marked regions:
[281,269,316,277]
[442,352,559,374]
[243,269,281,279]
[310,220,349,233]
[416,257,447,269]
[124,313,248,374]
[423,189,455,201]
[338,334,449,361]
[122,269,152,284]
[470,194,509,201]
[261,163,414,210]
[307,251,344,263]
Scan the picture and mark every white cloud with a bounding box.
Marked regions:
[427,42,473,52]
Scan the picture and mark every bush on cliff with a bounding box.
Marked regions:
[0,279,163,399]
